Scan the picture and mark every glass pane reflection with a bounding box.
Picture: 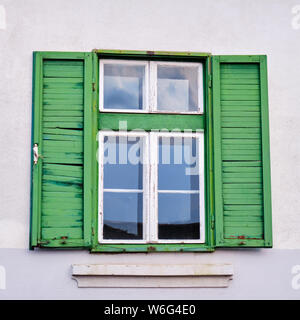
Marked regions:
[157,65,199,112]
[158,193,200,239]
[158,137,199,190]
[103,136,143,190]
[104,64,145,110]
[103,192,143,240]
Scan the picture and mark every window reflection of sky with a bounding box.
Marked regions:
[103,136,143,239]
[158,79,189,110]
[104,137,143,190]
[158,193,199,224]
[157,66,198,112]
[104,64,144,110]
[158,137,199,190]
[158,137,200,239]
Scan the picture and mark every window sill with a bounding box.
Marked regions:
[72,264,233,288]
[90,244,215,253]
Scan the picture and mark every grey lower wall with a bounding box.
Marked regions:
[0,248,300,299]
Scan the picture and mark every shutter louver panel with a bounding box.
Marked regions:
[31,52,93,248]
[42,59,84,242]
[212,56,272,247]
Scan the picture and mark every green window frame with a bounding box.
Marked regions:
[30,50,272,252]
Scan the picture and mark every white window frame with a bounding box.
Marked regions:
[99,59,204,114]
[99,59,149,113]
[98,131,205,244]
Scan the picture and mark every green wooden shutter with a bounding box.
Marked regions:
[30,52,93,248]
[212,55,272,247]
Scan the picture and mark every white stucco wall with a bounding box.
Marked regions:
[0,0,300,249]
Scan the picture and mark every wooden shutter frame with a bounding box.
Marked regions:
[212,55,272,247]
[30,52,94,248]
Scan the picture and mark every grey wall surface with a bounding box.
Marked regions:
[0,248,300,299]
[0,0,300,299]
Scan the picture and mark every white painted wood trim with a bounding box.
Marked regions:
[149,132,158,242]
[157,190,199,194]
[103,189,143,193]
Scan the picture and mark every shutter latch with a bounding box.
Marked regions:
[33,143,39,164]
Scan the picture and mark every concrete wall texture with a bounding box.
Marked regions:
[0,0,300,299]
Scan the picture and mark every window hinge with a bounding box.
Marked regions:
[38,240,50,245]
[208,74,212,88]
[92,82,96,92]
[211,215,215,229]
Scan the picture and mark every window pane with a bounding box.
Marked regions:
[158,137,199,190]
[103,64,146,110]
[103,192,143,240]
[157,65,200,112]
[104,136,143,190]
[158,193,200,239]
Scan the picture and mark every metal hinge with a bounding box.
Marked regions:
[208,74,212,88]
[92,82,96,92]
[38,240,50,245]
[211,215,215,229]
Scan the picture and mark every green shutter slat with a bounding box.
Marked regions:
[41,227,83,240]
[41,208,83,216]
[223,216,263,222]
[43,98,84,105]
[42,216,83,228]
[43,111,83,117]
[43,122,83,129]
[42,128,83,135]
[43,134,83,142]
[223,189,262,194]
[43,116,84,123]
[222,161,262,167]
[223,210,263,216]
[44,105,84,111]
[31,52,93,249]
[213,56,272,248]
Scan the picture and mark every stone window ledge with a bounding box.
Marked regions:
[72,264,233,288]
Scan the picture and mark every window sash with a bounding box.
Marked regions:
[98,131,205,244]
[149,131,205,244]
[99,59,203,114]
[98,130,149,244]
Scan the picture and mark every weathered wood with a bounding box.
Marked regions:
[213,56,271,246]
[31,53,93,249]
[98,112,205,131]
